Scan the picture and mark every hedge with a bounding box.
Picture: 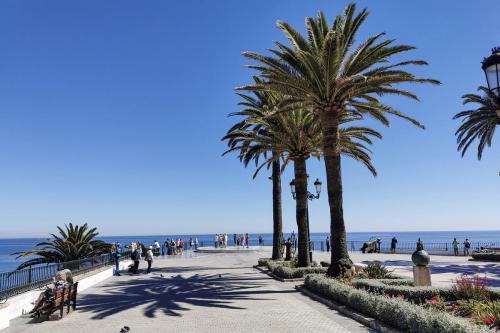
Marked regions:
[472,252,500,262]
[266,261,326,279]
[304,274,492,333]
[353,278,454,304]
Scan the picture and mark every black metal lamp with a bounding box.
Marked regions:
[482,47,500,96]
[289,179,296,198]
[313,178,322,196]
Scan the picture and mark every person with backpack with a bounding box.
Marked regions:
[463,238,471,256]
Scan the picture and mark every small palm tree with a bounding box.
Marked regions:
[242,4,439,276]
[14,223,111,270]
[453,86,500,159]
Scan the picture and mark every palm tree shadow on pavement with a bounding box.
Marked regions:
[77,270,293,319]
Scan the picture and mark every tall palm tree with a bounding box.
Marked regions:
[242,4,439,276]
[14,223,111,270]
[453,86,500,159]
[225,99,380,266]
[223,85,285,260]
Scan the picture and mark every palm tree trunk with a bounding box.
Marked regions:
[271,154,283,260]
[294,157,310,267]
[319,110,352,277]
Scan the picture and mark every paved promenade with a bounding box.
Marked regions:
[6,251,373,333]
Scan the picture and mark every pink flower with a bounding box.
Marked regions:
[397,294,405,300]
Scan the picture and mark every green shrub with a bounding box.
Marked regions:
[362,261,393,279]
[353,278,454,304]
[267,261,326,279]
[471,300,500,330]
[304,274,491,333]
[257,258,273,267]
[472,252,500,262]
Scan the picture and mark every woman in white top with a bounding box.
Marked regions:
[145,246,154,274]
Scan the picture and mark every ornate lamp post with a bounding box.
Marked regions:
[289,177,322,262]
[482,47,500,96]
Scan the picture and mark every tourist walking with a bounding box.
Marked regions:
[113,242,121,276]
[245,233,249,248]
[224,233,228,248]
[145,246,153,274]
[325,237,330,252]
[189,237,193,250]
[179,239,184,254]
[233,233,237,247]
[463,238,471,256]
[214,234,219,248]
[132,244,140,274]
[258,235,263,246]
[195,237,199,250]
[452,238,459,256]
[391,237,398,254]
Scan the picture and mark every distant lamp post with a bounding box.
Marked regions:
[482,47,500,96]
[289,177,322,263]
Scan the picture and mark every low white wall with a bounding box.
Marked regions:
[0,259,132,331]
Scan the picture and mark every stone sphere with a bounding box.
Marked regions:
[412,250,430,266]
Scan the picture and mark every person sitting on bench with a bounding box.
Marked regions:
[29,270,69,317]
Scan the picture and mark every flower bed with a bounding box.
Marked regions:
[304,274,492,333]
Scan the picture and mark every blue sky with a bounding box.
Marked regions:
[0,0,499,237]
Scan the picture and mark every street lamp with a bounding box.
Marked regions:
[289,177,322,262]
[482,47,500,96]
[289,177,322,200]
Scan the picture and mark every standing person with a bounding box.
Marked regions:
[236,236,240,247]
[391,237,398,254]
[214,234,219,248]
[245,233,249,248]
[195,237,199,250]
[463,238,471,256]
[326,237,330,252]
[189,238,193,250]
[233,234,237,247]
[132,244,140,274]
[114,242,122,276]
[145,246,154,274]
[452,238,459,256]
[258,235,263,246]
[224,233,228,248]
[153,240,160,255]
[179,239,184,254]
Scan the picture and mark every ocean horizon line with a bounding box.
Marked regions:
[2,229,500,240]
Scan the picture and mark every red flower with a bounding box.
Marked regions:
[397,294,405,300]
[451,303,457,310]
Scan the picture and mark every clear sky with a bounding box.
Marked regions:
[0,0,499,238]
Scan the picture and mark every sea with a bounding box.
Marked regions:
[1,230,500,273]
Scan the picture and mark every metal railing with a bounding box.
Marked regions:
[0,251,130,301]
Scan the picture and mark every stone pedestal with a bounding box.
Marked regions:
[413,266,432,286]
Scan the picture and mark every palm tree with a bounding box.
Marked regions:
[223,85,285,260]
[242,4,439,276]
[453,86,500,159]
[225,98,380,266]
[14,223,111,270]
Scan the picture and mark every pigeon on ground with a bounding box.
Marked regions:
[120,326,130,333]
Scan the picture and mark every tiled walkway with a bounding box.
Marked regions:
[5,251,373,333]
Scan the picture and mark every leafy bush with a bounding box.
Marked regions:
[472,252,500,262]
[362,261,393,279]
[452,274,490,302]
[304,274,491,333]
[257,258,273,266]
[353,278,454,304]
[267,261,326,279]
[471,300,500,330]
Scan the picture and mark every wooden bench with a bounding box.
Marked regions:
[39,282,78,320]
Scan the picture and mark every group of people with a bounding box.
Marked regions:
[452,238,471,256]
[232,233,250,248]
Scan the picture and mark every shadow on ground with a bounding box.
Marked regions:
[78,267,293,319]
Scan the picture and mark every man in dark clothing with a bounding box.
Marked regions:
[132,246,140,274]
[391,237,398,254]
[326,237,330,252]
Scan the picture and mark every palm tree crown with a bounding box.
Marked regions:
[453,86,500,160]
[14,223,111,270]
